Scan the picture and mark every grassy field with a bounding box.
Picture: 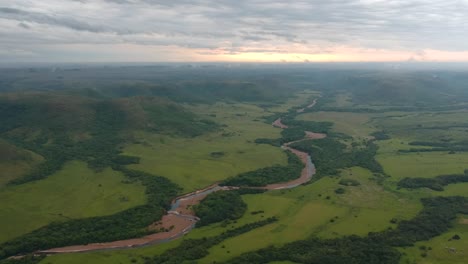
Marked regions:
[324,93,354,108]
[373,111,468,183]
[399,218,468,264]
[198,186,349,263]
[298,111,376,139]
[316,167,421,238]
[377,151,468,182]
[372,110,468,142]
[0,161,146,243]
[376,138,434,154]
[124,102,287,192]
[198,167,420,263]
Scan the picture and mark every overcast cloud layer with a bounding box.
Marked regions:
[1,0,468,62]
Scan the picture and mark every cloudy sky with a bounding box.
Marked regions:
[1,0,468,62]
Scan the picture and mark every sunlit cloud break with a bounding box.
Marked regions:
[1,0,468,62]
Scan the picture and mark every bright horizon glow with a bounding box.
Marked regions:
[200,49,468,63]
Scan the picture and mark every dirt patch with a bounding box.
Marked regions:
[307,99,317,108]
[296,99,317,113]
[176,194,208,216]
[460,218,468,225]
[305,131,327,139]
[272,118,288,129]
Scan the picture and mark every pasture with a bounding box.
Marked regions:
[400,219,468,264]
[124,102,287,192]
[297,111,375,139]
[377,151,468,182]
[199,167,420,263]
[0,161,146,243]
[372,110,468,142]
[325,93,354,108]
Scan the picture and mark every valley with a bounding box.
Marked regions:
[0,66,467,264]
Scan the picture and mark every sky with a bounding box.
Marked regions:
[1,0,468,63]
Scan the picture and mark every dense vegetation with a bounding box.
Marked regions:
[194,191,247,227]
[224,196,468,263]
[3,66,468,108]
[221,151,303,187]
[225,236,400,264]
[398,172,468,191]
[375,196,467,246]
[0,94,218,185]
[143,217,278,264]
[257,108,383,184]
[399,140,468,153]
[0,141,34,163]
[371,131,391,140]
[290,138,383,178]
[300,70,468,111]
[0,66,301,104]
[0,168,181,259]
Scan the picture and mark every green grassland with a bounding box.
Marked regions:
[0,161,146,243]
[372,110,468,142]
[198,194,347,263]
[377,151,468,181]
[331,93,354,108]
[297,111,376,139]
[198,167,420,263]
[317,167,421,238]
[376,138,433,154]
[124,102,287,192]
[399,217,468,264]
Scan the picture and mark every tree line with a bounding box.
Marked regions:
[194,191,247,227]
[224,196,468,264]
[398,172,468,191]
[143,217,278,264]
[290,138,384,179]
[221,151,303,187]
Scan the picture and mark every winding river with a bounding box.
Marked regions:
[37,100,324,255]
